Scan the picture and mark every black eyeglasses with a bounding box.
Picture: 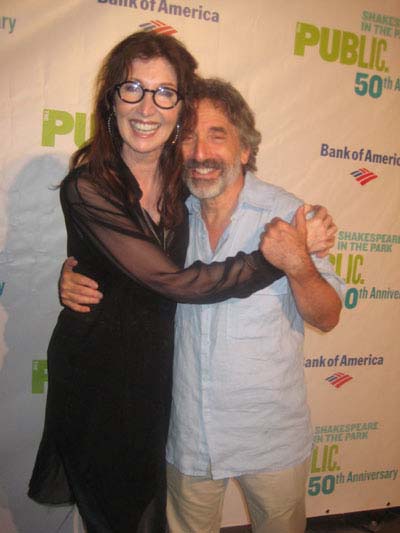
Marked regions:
[114,81,182,109]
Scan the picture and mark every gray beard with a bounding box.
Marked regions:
[184,157,242,200]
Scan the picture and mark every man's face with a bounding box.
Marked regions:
[181,99,250,200]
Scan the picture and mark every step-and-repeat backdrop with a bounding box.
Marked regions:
[1,0,399,530]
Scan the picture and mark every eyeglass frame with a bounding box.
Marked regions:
[113,81,183,109]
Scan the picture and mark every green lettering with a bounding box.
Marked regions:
[294,22,319,56]
[341,31,359,65]
[42,109,74,147]
[74,112,94,148]
[32,360,48,394]
[320,27,340,62]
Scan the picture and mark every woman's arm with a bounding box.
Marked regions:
[60,183,337,311]
[62,175,282,305]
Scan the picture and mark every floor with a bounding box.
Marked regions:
[221,507,400,532]
[306,507,400,532]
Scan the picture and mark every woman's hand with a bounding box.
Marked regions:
[301,204,337,258]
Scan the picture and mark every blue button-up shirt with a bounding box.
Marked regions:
[166,172,345,479]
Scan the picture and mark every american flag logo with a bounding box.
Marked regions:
[139,20,177,35]
[326,372,353,388]
[350,168,378,186]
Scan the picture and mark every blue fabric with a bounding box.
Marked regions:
[166,172,345,479]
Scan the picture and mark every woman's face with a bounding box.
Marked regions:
[114,56,181,164]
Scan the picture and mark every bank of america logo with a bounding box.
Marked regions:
[326,372,353,388]
[139,20,177,35]
[350,168,378,186]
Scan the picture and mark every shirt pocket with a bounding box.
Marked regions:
[226,278,289,340]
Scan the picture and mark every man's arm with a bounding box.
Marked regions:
[260,205,342,332]
[60,205,338,314]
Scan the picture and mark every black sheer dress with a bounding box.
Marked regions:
[28,161,283,532]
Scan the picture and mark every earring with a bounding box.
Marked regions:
[171,123,180,145]
[107,111,114,137]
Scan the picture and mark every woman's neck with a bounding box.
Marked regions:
[122,150,163,224]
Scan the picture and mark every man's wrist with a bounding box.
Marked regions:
[286,253,319,284]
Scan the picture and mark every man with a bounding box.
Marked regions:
[60,78,343,533]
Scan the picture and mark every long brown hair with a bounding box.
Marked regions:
[70,31,198,227]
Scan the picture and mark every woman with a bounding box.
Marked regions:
[28,31,284,532]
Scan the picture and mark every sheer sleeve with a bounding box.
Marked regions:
[61,175,283,304]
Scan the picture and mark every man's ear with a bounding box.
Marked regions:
[240,146,251,166]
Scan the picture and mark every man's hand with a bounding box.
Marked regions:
[259,206,312,278]
[302,204,337,258]
[259,207,342,331]
[59,257,103,313]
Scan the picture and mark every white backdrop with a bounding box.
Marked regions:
[1,1,399,531]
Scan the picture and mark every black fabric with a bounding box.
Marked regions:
[28,161,283,532]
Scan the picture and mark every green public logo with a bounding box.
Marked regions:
[294,22,388,71]
[42,109,95,148]
[32,360,48,394]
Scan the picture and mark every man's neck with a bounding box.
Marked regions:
[200,173,245,252]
